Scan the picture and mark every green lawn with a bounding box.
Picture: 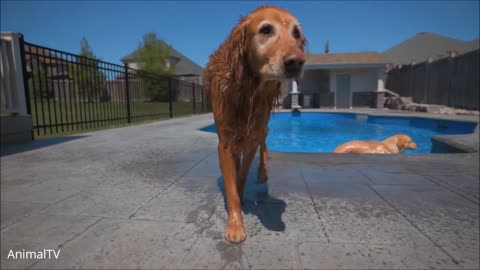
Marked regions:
[29,99,207,138]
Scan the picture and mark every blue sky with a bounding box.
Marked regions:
[1,1,479,67]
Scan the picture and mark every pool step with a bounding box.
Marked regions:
[355,114,368,121]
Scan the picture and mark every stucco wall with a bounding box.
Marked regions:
[329,68,378,93]
[279,67,383,108]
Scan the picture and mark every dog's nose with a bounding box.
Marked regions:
[284,53,305,76]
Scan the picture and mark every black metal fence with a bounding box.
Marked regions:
[20,38,208,137]
[386,49,479,110]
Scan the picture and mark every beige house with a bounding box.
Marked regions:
[283,52,389,109]
[121,44,203,85]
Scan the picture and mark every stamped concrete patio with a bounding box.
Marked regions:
[1,111,479,269]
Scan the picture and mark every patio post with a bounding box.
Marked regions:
[375,67,386,109]
[290,80,301,112]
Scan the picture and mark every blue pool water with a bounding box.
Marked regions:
[200,112,477,154]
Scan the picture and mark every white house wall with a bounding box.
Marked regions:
[329,68,378,93]
[126,59,174,72]
[127,62,139,70]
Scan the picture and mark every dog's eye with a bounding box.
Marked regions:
[292,26,301,39]
[259,24,273,35]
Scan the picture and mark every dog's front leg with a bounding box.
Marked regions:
[258,126,270,183]
[237,145,258,203]
[218,142,246,244]
[258,141,269,183]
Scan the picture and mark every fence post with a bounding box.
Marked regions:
[124,64,131,123]
[423,57,432,104]
[192,82,196,114]
[447,52,456,107]
[18,34,31,116]
[1,32,29,116]
[168,77,173,118]
[201,86,205,112]
[18,34,34,140]
[409,62,414,98]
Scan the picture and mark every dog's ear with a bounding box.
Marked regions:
[226,18,249,84]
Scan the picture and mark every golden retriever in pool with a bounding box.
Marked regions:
[333,134,418,154]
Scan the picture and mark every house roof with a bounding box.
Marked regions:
[305,51,389,66]
[464,38,480,53]
[383,32,480,65]
[24,44,66,65]
[121,41,203,76]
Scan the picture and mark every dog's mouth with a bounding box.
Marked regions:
[261,63,304,80]
[284,67,303,79]
[408,142,418,149]
[262,69,303,80]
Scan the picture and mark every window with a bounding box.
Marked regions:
[168,56,180,67]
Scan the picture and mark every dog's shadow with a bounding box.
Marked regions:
[216,169,286,232]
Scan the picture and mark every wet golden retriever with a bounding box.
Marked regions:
[203,5,306,243]
[333,134,418,154]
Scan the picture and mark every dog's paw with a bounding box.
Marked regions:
[225,222,246,244]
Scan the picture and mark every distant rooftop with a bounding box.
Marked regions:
[383,32,480,65]
[305,51,389,66]
[122,41,203,77]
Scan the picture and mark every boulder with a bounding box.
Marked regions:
[384,96,413,110]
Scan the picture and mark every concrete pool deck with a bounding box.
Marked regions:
[1,110,479,269]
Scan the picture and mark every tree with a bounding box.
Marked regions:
[132,32,174,101]
[69,38,106,102]
[325,40,330,54]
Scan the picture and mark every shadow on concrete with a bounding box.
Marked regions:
[1,135,88,157]
[217,174,286,232]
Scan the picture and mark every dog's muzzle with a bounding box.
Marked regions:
[283,53,305,78]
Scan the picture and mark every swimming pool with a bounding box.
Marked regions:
[200,112,478,154]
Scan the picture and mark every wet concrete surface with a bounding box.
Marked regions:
[1,113,479,269]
